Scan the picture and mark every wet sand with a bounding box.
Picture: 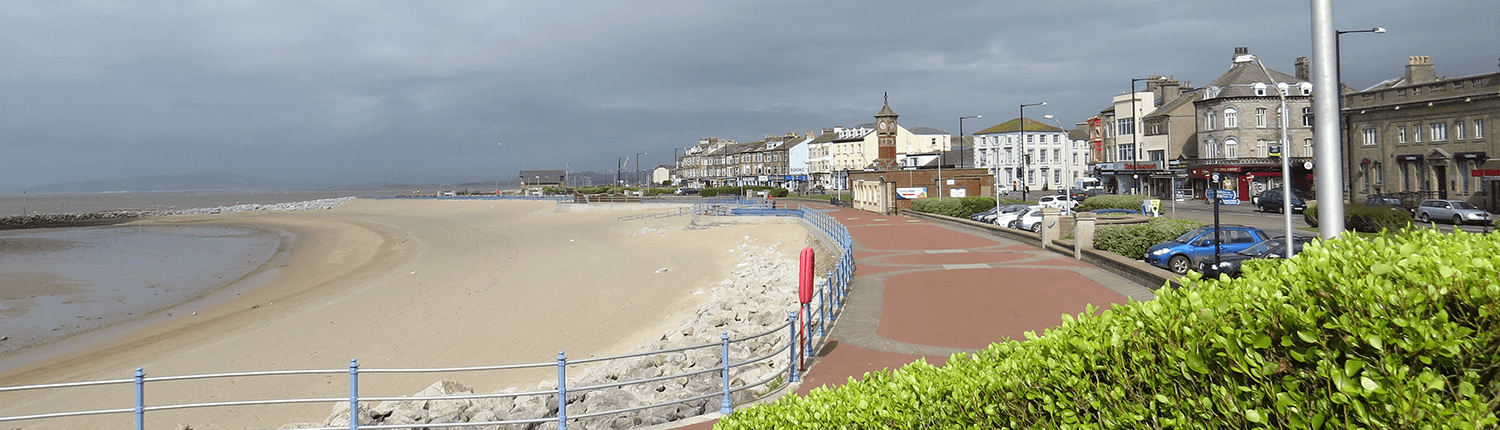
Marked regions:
[0,198,807,429]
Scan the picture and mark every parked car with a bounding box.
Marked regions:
[969,207,1000,222]
[1016,207,1074,233]
[1037,194,1079,210]
[1415,199,1494,225]
[1197,236,1313,278]
[1364,195,1411,214]
[1144,225,1271,275]
[996,205,1040,228]
[1254,189,1306,214]
[1062,188,1094,201]
[674,187,700,195]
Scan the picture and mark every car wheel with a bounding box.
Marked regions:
[1419,212,1430,223]
[1168,255,1191,275]
[1007,221,1017,228]
[1030,223,1041,233]
[1454,215,1463,225]
[1278,205,1285,214]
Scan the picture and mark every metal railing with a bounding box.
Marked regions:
[0,202,856,430]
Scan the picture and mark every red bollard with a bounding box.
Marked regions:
[798,247,814,370]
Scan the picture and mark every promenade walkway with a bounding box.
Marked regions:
[666,203,1156,429]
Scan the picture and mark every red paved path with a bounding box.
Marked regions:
[665,204,1153,430]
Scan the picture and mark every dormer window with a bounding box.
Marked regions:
[1254,83,1268,96]
[1298,82,1313,95]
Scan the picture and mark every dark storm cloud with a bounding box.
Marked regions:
[1,0,1495,188]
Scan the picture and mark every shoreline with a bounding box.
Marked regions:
[0,199,809,429]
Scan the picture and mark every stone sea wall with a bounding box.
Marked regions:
[295,234,813,430]
[0,197,354,229]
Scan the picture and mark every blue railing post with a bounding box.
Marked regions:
[348,359,359,430]
[818,286,827,337]
[787,311,799,382]
[557,351,568,430]
[134,368,145,430]
[720,332,733,415]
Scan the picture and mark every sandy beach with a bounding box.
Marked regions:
[0,198,808,429]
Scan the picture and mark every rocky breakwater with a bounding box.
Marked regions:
[298,235,821,430]
[0,197,354,230]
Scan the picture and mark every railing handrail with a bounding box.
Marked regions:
[0,201,855,430]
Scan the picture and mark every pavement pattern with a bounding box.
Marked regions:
[664,203,1156,430]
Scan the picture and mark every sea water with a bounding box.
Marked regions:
[0,225,282,358]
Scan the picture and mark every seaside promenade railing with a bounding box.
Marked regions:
[0,202,855,430]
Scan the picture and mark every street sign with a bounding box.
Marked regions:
[1214,189,1237,199]
[1220,198,1241,205]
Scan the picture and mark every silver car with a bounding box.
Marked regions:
[1415,199,1493,225]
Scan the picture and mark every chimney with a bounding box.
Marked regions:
[1294,57,1310,81]
[1153,76,1182,105]
[1233,47,1254,63]
[1404,56,1437,85]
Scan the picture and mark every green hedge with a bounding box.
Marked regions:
[908,197,998,218]
[1091,217,1202,260]
[1076,194,1148,212]
[1306,203,1422,233]
[717,229,1500,429]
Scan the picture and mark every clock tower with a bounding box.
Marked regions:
[874,93,899,171]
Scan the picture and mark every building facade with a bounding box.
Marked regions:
[973,118,1072,192]
[1345,55,1499,209]
[1190,48,1317,201]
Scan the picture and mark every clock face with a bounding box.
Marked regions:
[878,121,887,131]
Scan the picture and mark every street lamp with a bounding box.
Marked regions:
[635,152,647,187]
[1044,114,1070,205]
[960,115,981,169]
[1019,102,1046,201]
[1130,77,1150,195]
[1336,26,1385,203]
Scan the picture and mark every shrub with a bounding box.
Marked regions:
[1092,217,1201,260]
[1307,203,1419,233]
[908,196,996,218]
[1076,194,1148,212]
[718,229,1500,429]
[699,186,789,198]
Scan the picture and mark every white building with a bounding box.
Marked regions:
[973,118,1073,192]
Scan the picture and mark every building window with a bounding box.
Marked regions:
[1462,162,1472,193]
[1398,126,1407,143]
[1117,144,1134,161]
[1361,164,1370,192]
[1303,138,1313,156]
[1432,122,1448,141]
[1254,83,1268,96]
[1455,121,1466,140]
[1052,149,1060,163]
[1363,128,1378,146]
[1224,108,1238,128]
[1477,119,1486,138]
[1302,107,1314,127]
[1413,124,1422,143]
[1256,108,1268,127]
[1053,169,1061,184]
[1225,138,1239,158]
[1117,118,1134,136]
[1401,163,1410,191]
[1257,139,1269,156]
[1207,111,1217,130]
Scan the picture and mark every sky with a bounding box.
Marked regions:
[2,0,1496,188]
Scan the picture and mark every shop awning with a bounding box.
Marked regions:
[1474,159,1500,177]
[1396,154,1424,162]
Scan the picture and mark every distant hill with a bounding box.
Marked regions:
[16,170,625,193]
[21,171,298,193]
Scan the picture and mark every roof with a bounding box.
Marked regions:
[906,126,949,135]
[1143,88,1204,120]
[1198,60,1303,99]
[972,117,1063,135]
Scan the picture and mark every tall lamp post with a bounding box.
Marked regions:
[635,152,647,187]
[1019,102,1047,201]
[1129,77,1150,195]
[960,115,981,169]
[1336,26,1385,203]
[1044,114,1071,205]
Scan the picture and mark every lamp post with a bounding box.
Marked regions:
[1045,114,1070,206]
[1336,26,1385,203]
[1129,77,1150,195]
[1019,102,1046,201]
[635,152,647,187]
[960,115,981,170]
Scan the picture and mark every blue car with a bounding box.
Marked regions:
[1144,225,1270,274]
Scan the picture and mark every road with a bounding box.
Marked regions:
[1155,198,1496,236]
